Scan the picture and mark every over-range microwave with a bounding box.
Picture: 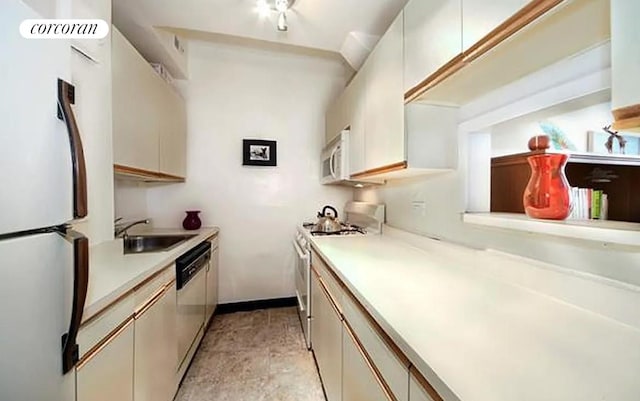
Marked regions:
[320,130,382,186]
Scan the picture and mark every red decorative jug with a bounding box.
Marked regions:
[182,211,202,230]
[523,153,572,220]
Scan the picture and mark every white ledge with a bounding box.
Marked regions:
[463,212,640,247]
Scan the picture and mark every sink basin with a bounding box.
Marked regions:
[123,234,197,254]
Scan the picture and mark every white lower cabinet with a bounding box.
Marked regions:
[76,321,134,401]
[410,372,436,401]
[134,281,178,401]
[205,245,219,325]
[342,323,391,401]
[311,271,343,401]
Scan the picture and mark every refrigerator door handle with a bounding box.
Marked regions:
[59,229,89,374]
[57,78,88,219]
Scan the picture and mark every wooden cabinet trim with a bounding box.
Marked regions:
[404,0,563,104]
[343,319,398,401]
[351,161,408,179]
[311,265,342,319]
[76,317,134,370]
[463,0,563,64]
[134,278,175,318]
[82,264,173,328]
[404,54,466,104]
[410,366,445,401]
[612,104,640,130]
[114,164,185,182]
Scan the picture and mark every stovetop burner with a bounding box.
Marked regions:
[303,222,366,236]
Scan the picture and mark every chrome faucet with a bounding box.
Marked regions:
[114,218,150,238]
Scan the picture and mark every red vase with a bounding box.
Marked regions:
[182,211,202,230]
[523,154,572,220]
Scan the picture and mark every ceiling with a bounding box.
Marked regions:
[112,0,408,55]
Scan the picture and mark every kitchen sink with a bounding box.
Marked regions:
[123,234,197,254]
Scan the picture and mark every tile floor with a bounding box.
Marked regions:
[176,307,326,401]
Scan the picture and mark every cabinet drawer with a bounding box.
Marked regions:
[134,265,174,308]
[343,294,409,401]
[78,294,135,358]
[311,250,344,312]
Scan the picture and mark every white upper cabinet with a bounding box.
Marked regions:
[348,71,366,176]
[611,0,640,129]
[462,0,530,51]
[326,89,349,144]
[112,27,187,178]
[404,0,462,92]
[112,28,160,173]
[158,84,187,177]
[364,11,405,172]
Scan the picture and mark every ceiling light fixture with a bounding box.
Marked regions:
[255,0,296,32]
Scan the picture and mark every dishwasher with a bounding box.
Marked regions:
[176,241,210,369]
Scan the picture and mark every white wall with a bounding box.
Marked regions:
[141,40,352,303]
[113,179,149,221]
[491,102,614,156]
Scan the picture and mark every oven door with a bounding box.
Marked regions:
[320,142,342,184]
[292,237,311,348]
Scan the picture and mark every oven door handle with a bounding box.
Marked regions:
[292,240,308,260]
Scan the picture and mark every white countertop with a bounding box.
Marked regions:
[310,234,640,401]
[84,227,219,322]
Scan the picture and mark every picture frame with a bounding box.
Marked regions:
[587,130,640,155]
[242,139,277,167]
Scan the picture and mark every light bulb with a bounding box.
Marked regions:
[277,12,288,31]
[255,0,270,18]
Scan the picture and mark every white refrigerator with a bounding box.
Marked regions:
[0,2,89,401]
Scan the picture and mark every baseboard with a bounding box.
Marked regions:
[215,296,298,315]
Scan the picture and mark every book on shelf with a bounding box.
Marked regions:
[568,187,608,220]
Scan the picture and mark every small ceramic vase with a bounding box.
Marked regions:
[523,153,572,220]
[182,211,202,230]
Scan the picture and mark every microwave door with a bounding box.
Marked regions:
[329,146,338,179]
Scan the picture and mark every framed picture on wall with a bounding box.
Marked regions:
[587,130,640,155]
[243,139,277,166]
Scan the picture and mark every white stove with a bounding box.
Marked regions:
[293,202,385,348]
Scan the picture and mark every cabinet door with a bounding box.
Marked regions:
[159,86,187,177]
[409,372,435,401]
[347,70,366,176]
[112,28,160,172]
[205,247,219,324]
[611,0,640,111]
[343,323,391,401]
[77,321,134,401]
[462,0,530,51]
[404,0,462,91]
[365,12,405,171]
[311,273,342,401]
[326,92,348,145]
[134,283,178,401]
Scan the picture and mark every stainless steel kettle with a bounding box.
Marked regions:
[313,205,342,233]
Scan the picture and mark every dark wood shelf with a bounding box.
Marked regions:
[491,150,640,223]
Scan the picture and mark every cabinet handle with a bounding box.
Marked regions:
[343,319,398,401]
[57,79,88,219]
[76,317,133,371]
[60,229,89,374]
